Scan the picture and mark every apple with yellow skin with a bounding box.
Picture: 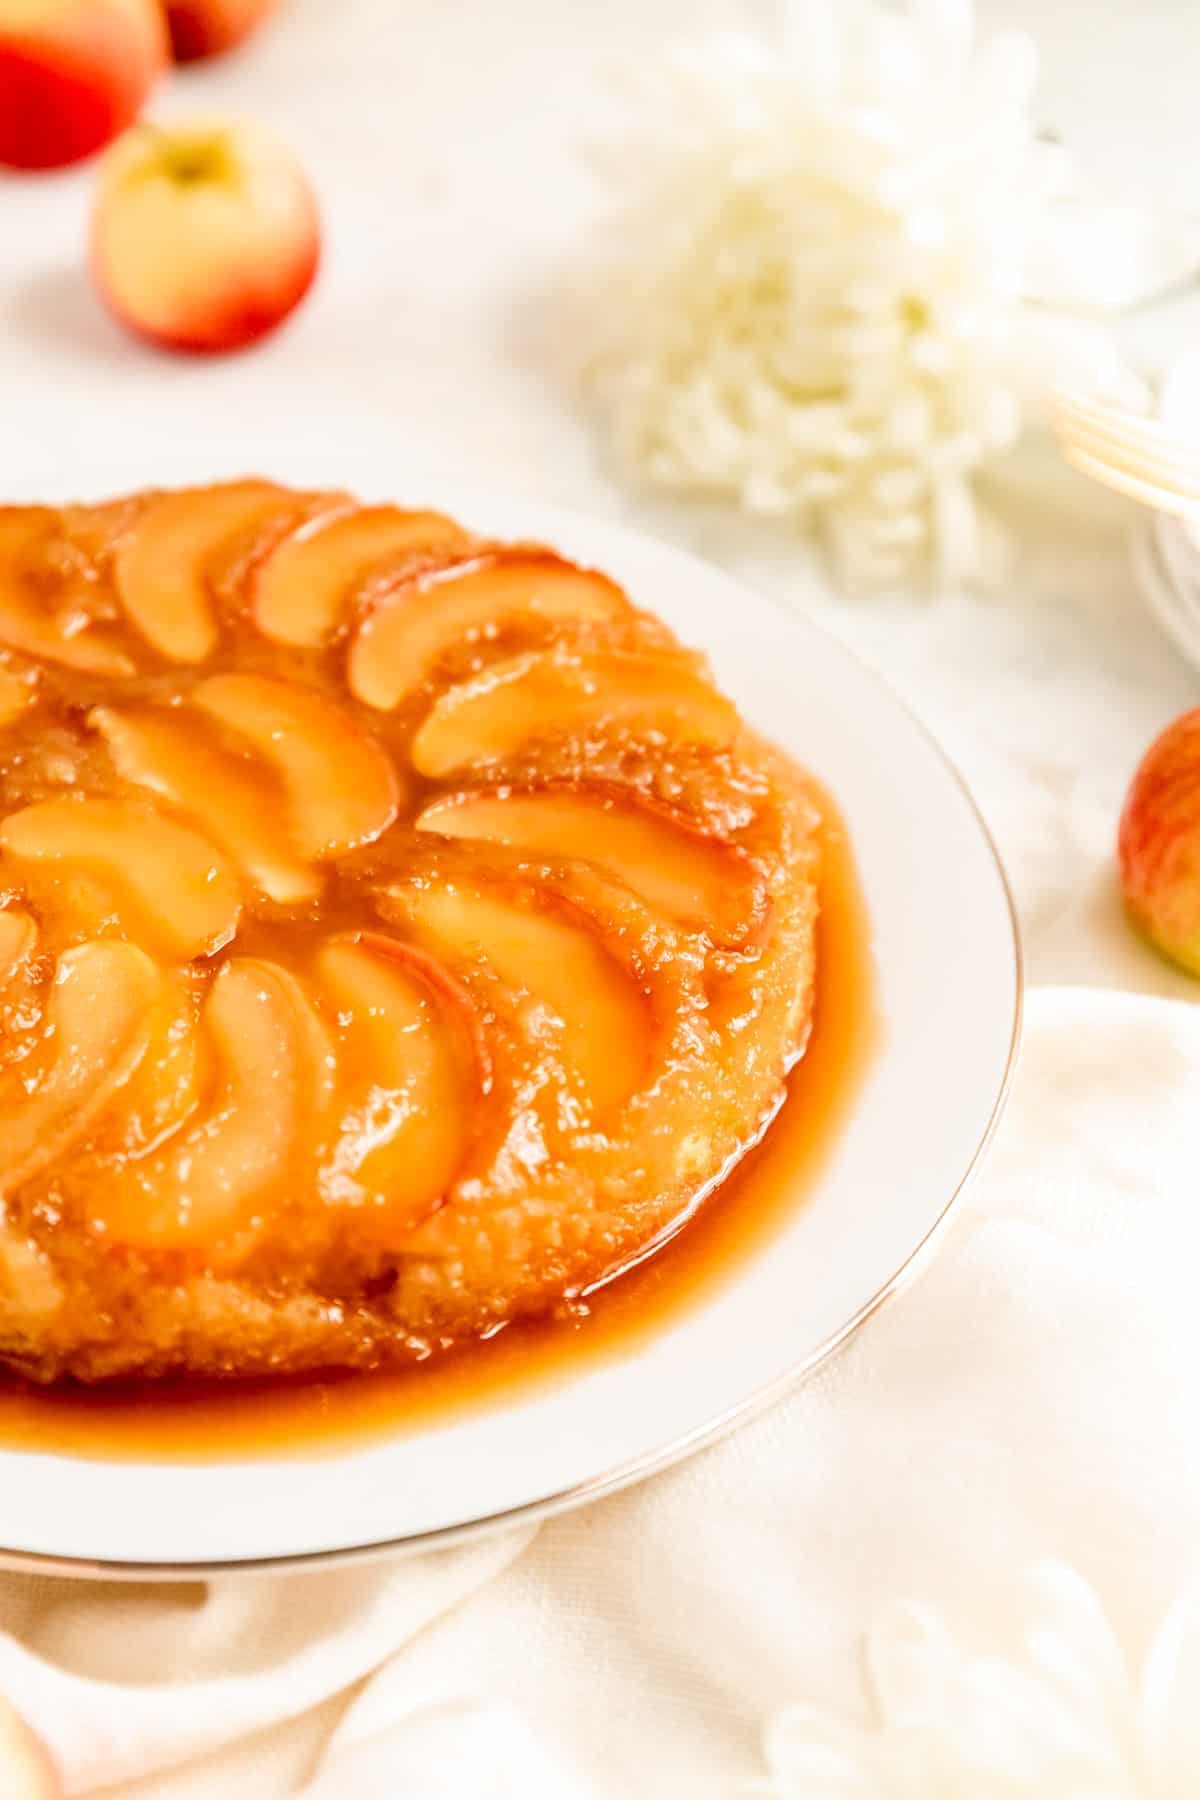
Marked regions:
[0,0,166,170]
[0,1696,61,1799]
[165,0,277,61]
[1118,708,1200,976]
[91,119,320,354]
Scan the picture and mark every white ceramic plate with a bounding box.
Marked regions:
[0,456,1020,1576]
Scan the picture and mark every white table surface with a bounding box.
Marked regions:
[2,0,1199,1006]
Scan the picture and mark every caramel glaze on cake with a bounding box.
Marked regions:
[0,483,818,1384]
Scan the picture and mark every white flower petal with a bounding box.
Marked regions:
[585,0,1062,591]
[910,0,975,77]
[866,1599,958,1727]
[763,1703,879,1794]
[879,1723,1009,1800]
[775,0,845,99]
[930,474,978,583]
[952,1653,1127,1781]
[754,1558,1200,1800]
[1139,1570,1200,1794]
[1023,1561,1134,1761]
[867,468,928,511]
[971,30,1040,112]
[980,388,1022,450]
[856,14,924,107]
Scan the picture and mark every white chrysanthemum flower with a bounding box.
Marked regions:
[588,0,1071,591]
[756,1561,1200,1797]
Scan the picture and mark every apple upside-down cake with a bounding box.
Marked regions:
[0,482,819,1383]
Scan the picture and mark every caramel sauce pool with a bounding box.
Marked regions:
[0,783,876,1461]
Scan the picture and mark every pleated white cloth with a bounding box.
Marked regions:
[1,985,1198,1799]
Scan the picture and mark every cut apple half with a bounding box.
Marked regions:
[0,795,242,960]
[0,940,159,1197]
[411,649,740,778]
[394,881,652,1124]
[316,932,487,1239]
[417,786,767,946]
[0,507,133,677]
[192,674,401,860]
[92,704,321,905]
[114,480,288,662]
[348,551,629,711]
[93,958,334,1251]
[254,504,472,647]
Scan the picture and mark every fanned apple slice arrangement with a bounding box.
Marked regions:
[0,482,805,1303]
[416,787,768,949]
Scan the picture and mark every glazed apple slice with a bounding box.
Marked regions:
[417,786,767,946]
[0,909,37,981]
[0,940,159,1196]
[0,589,132,676]
[114,479,288,662]
[254,504,472,647]
[92,704,320,905]
[1,795,241,959]
[394,882,652,1123]
[410,649,740,778]
[316,933,487,1238]
[115,970,203,1155]
[192,674,401,860]
[0,507,54,559]
[348,551,629,711]
[0,508,133,677]
[0,911,40,1044]
[0,667,37,727]
[94,958,334,1250]
[0,592,132,676]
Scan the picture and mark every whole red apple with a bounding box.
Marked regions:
[0,0,166,170]
[1118,707,1200,976]
[90,118,320,354]
[164,0,277,62]
[0,1697,62,1800]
